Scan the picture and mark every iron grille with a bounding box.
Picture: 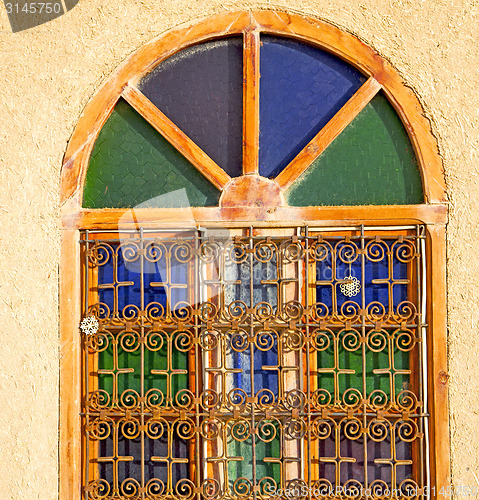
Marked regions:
[80,226,428,500]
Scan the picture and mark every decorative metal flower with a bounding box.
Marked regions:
[340,275,361,297]
[80,315,99,336]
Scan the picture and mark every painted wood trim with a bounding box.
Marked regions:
[60,10,445,208]
[60,229,82,500]
[426,224,451,499]
[62,204,447,230]
[275,77,382,189]
[242,28,260,175]
[122,85,230,190]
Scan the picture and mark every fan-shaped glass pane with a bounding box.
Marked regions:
[286,92,423,205]
[139,38,243,177]
[259,36,365,178]
[83,100,220,208]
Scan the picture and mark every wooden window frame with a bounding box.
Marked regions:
[60,10,449,500]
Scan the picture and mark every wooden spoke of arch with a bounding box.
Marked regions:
[275,76,382,189]
[122,84,231,190]
[242,26,260,175]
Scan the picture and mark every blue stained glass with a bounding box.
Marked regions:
[315,241,408,312]
[97,245,188,318]
[259,36,366,178]
[224,258,279,397]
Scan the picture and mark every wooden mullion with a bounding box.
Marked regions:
[122,84,231,190]
[242,29,260,175]
[275,77,382,190]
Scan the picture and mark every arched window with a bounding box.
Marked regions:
[60,11,449,500]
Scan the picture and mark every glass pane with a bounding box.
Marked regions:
[286,92,423,206]
[83,100,220,208]
[259,36,365,178]
[139,38,243,177]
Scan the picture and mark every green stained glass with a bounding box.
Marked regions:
[286,92,424,206]
[98,338,188,405]
[317,331,409,402]
[83,100,220,208]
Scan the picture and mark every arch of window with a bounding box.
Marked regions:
[60,11,449,500]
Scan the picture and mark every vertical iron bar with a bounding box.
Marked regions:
[249,226,257,500]
[305,226,312,500]
[360,225,368,495]
[140,227,145,500]
[84,230,90,500]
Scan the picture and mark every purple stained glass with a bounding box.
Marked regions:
[139,38,243,178]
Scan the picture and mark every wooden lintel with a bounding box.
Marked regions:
[62,204,447,230]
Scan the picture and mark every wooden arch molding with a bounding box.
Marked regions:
[60,10,447,229]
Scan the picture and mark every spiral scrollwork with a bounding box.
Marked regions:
[145,388,165,409]
[336,240,359,264]
[229,419,251,442]
[225,241,248,264]
[254,240,276,263]
[120,389,140,411]
[119,330,140,352]
[144,240,164,263]
[227,388,248,411]
[312,388,332,409]
[119,241,141,263]
[396,419,419,442]
[311,418,333,440]
[201,389,220,411]
[365,238,388,262]
[343,480,363,498]
[232,478,252,498]
[256,418,279,442]
[175,478,196,500]
[392,239,416,263]
[175,389,194,410]
[256,388,276,409]
[284,417,306,440]
[120,478,140,499]
[145,478,166,500]
[366,329,388,353]
[174,417,196,440]
[368,419,390,442]
[202,478,221,499]
[88,417,113,440]
[87,479,111,500]
[173,241,193,263]
[173,330,194,352]
[342,417,362,440]
[200,419,222,440]
[201,329,220,351]
[255,330,275,352]
[309,240,331,262]
[145,302,166,322]
[398,479,420,499]
[145,417,168,440]
[88,242,112,267]
[282,240,304,263]
[119,417,141,440]
[228,329,249,352]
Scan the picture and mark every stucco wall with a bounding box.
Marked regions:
[0,0,478,498]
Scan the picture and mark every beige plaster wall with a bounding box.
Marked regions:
[0,0,478,498]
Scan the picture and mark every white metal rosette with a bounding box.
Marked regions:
[80,315,99,336]
[340,275,361,297]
